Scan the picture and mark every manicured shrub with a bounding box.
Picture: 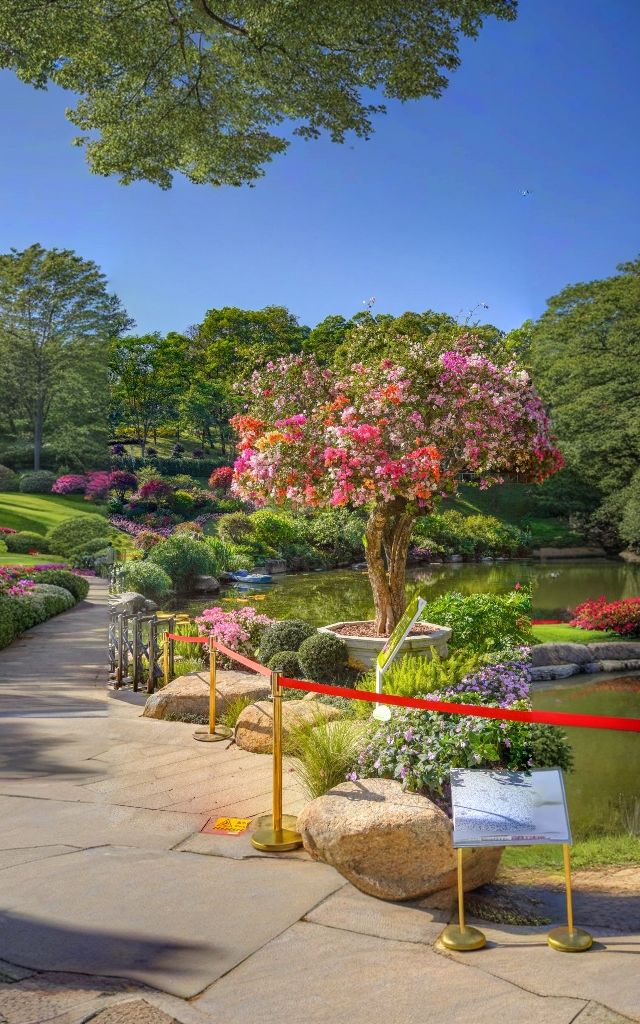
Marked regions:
[250,509,298,550]
[19,470,56,494]
[424,588,535,653]
[570,596,640,638]
[28,569,89,601]
[170,489,196,517]
[47,514,110,556]
[70,537,113,557]
[29,583,75,616]
[0,465,19,492]
[0,540,6,553]
[298,632,348,682]
[121,560,173,601]
[208,466,233,491]
[147,535,217,592]
[0,594,18,648]
[258,620,316,665]
[217,511,255,545]
[52,474,87,495]
[5,532,50,554]
[268,650,303,678]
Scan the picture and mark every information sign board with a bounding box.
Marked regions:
[377,595,427,671]
[450,768,571,847]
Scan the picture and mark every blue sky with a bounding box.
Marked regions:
[1,0,638,335]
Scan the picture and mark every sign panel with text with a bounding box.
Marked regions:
[450,768,571,847]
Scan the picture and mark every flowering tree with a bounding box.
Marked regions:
[231,337,563,634]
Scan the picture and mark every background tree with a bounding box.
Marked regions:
[109,334,169,456]
[0,1,517,188]
[0,243,129,469]
[527,259,640,500]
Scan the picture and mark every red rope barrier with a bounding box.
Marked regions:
[165,634,207,643]
[165,634,271,676]
[279,677,640,733]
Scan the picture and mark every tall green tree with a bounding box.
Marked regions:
[528,258,640,497]
[0,1,517,188]
[0,243,129,469]
[194,305,309,381]
[110,334,170,456]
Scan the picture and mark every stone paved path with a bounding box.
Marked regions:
[0,580,638,1024]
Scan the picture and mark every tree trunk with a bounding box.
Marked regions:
[364,502,415,635]
[33,397,44,470]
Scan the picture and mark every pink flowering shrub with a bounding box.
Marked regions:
[52,474,87,495]
[0,527,17,535]
[195,605,274,668]
[570,596,640,638]
[108,470,138,499]
[85,471,111,501]
[231,333,563,632]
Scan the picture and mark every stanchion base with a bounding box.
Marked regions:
[547,927,593,952]
[251,814,303,852]
[439,925,486,951]
[193,726,233,743]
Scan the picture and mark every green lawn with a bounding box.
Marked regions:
[532,624,620,644]
[0,493,107,535]
[0,552,68,566]
[503,834,640,870]
[449,482,588,548]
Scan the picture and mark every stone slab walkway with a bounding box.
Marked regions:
[0,580,638,1024]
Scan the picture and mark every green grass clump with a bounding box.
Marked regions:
[503,834,640,871]
[0,493,106,535]
[290,714,364,799]
[219,695,254,730]
[532,624,620,644]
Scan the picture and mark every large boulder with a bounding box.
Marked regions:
[193,575,220,593]
[235,699,343,754]
[109,591,157,615]
[143,669,270,720]
[530,642,594,667]
[587,641,640,661]
[530,663,582,682]
[297,778,502,901]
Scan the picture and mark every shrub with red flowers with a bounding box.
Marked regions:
[208,466,234,491]
[232,333,563,633]
[570,596,640,638]
[52,474,87,495]
[137,479,173,504]
[108,470,138,500]
[0,527,17,535]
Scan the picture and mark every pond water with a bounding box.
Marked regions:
[178,557,640,839]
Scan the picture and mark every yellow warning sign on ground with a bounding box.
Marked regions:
[201,816,252,836]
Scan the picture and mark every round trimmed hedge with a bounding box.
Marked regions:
[258,620,316,665]
[29,569,89,602]
[47,514,110,557]
[297,632,348,682]
[5,531,50,554]
[0,465,19,492]
[267,650,303,678]
[121,560,173,601]
[19,470,56,493]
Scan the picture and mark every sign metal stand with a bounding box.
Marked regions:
[373,595,427,722]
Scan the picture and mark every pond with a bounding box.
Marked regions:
[177,557,640,840]
[180,557,640,626]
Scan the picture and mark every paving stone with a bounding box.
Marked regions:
[85,998,177,1023]
[305,882,449,943]
[195,921,583,1023]
[575,1002,639,1024]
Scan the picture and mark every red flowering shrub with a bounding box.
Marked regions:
[208,466,234,491]
[570,596,640,638]
[108,470,138,499]
[0,527,17,535]
[138,479,173,503]
[52,474,87,495]
[85,471,111,500]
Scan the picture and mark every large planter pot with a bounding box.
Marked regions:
[319,620,452,670]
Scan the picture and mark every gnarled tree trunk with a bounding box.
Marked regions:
[365,501,415,635]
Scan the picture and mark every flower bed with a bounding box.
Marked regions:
[570,597,640,638]
[0,565,89,649]
[194,605,274,668]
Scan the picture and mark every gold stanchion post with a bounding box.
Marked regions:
[162,631,170,686]
[547,844,593,951]
[251,671,302,852]
[193,637,232,743]
[440,848,486,951]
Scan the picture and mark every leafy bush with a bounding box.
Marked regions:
[352,659,572,804]
[268,650,303,677]
[147,535,217,592]
[47,514,110,557]
[121,560,173,601]
[85,471,111,501]
[258,619,316,665]
[5,531,50,554]
[217,512,255,545]
[52,474,87,495]
[0,465,19,492]
[424,587,535,653]
[291,716,365,799]
[0,594,18,648]
[203,536,233,574]
[570,596,640,638]
[29,583,75,616]
[69,537,113,557]
[372,650,482,699]
[108,470,138,499]
[138,479,173,504]
[0,540,6,553]
[170,489,196,517]
[298,632,348,682]
[250,509,298,551]
[19,470,56,494]
[27,569,89,601]
[413,510,528,558]
[300,508,366,565]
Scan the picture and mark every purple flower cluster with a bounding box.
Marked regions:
[109,515,173,539]
[443,660,531,707]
